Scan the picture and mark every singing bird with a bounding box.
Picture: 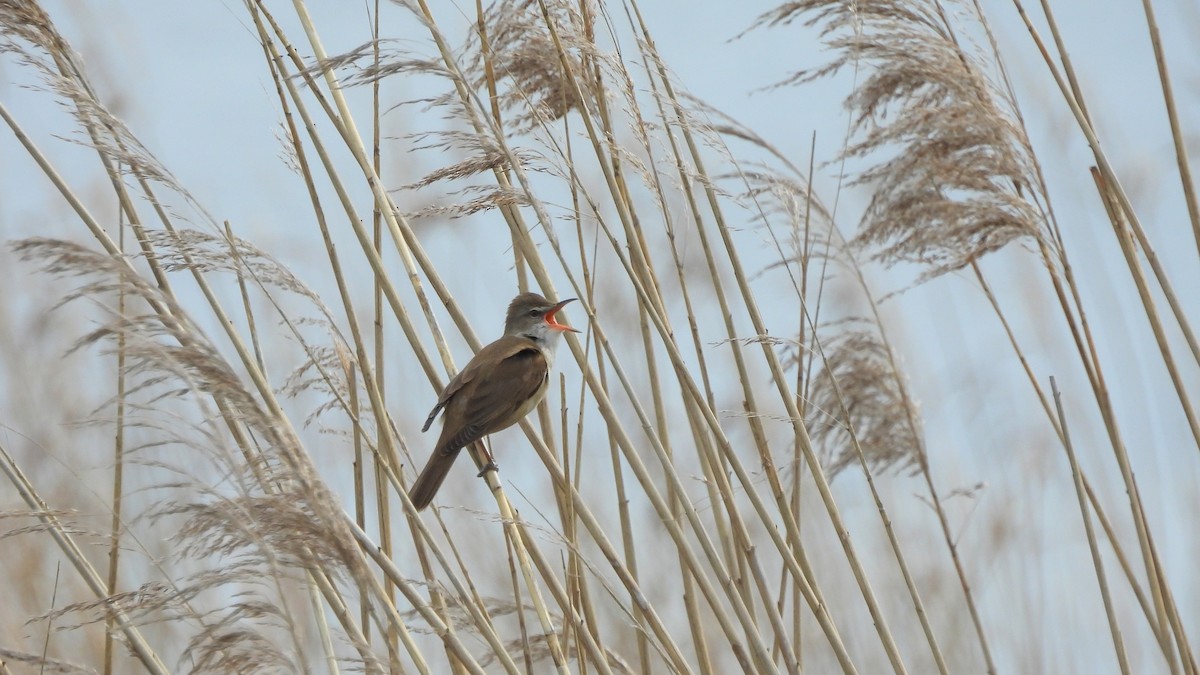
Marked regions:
[408,292,580,510]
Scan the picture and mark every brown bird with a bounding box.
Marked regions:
[408,292,580,510]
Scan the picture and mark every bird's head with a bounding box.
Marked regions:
[504,293,580,343]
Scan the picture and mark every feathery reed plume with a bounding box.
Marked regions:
[0,648,91,674]
[305,35,550,219]
[0,510,84,540]
[305,39,451,86]
[740,166,832,242]
[795,326,923,477]
[731,149,924,478]
[465,0,595,132]
[140,227,371,429]
[12,238,381,673]
[753,0,1043,278]
[1,0,175,188]
[28,582,175,630]
[142,229,324,306]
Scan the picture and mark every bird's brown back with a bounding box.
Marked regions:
[433,335,550,456]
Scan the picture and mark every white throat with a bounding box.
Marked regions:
[520,322,564,365]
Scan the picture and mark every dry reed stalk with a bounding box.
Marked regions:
[103,206,128,675]
[1050,376,1131,674]
[1005,2,1197,670]
[974,255,1182,666]
[400,2,796,671]
[0,441,169,674]
[282,6,582,674]
[1134,0,1200,260]
[739,138,948,670]
[758,1,1196,673]
[2,10,412,667]
[627,18,902,675]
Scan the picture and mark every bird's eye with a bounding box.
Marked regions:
[528,309,540,317]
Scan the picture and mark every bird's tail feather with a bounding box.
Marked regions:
[409,448,460,511]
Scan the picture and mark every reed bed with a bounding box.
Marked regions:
[0,0,1196,673]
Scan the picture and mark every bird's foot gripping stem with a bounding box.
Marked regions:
[473,440,499,477]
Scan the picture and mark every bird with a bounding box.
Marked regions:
[408,292,580,511]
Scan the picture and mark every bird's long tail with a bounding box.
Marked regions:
[409,447,460,510]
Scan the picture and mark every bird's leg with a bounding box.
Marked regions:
[476,438,499,477]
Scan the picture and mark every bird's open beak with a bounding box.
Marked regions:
[545,298,581,333]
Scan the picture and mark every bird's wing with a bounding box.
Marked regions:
[434,337,548,454]
[423,336,516,431]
